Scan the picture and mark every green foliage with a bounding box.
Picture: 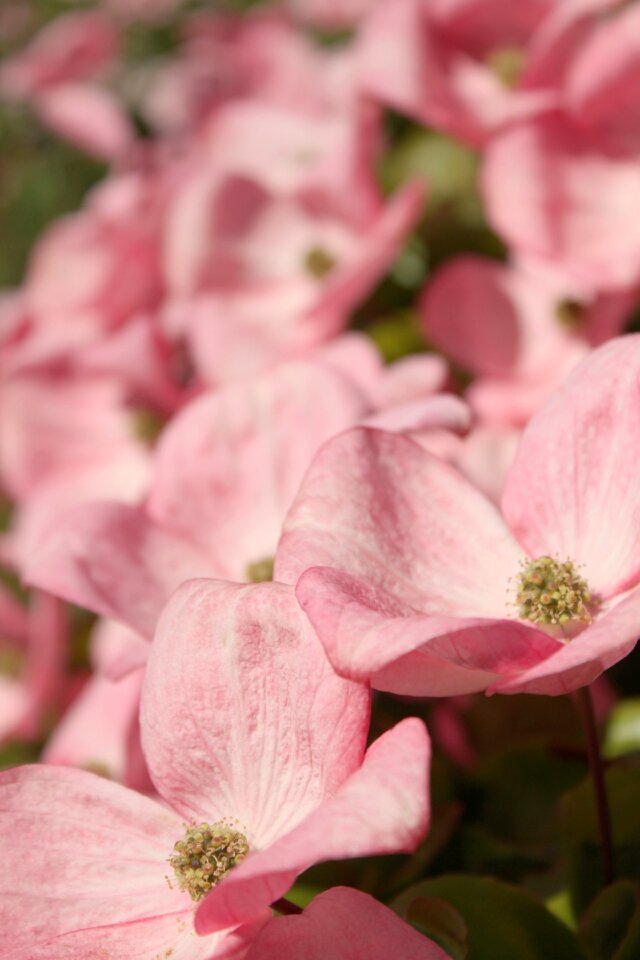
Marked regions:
[561,765,640,916]
[578,882,640,960]
[393,875,588,960]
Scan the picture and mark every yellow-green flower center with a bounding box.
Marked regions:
[170,821,249,902]
[516,556,595,627]
[245,556,274,583]
[555,298,586,330]
[304,246,336,278]
[485,45,525,88]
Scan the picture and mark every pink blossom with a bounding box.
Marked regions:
[277,336,640,697]
[27,354,466,672]
[354,0,602,145]
[0,579,430,955]
[245,887,449,959]
[482,3,640,290]
[420,255,634,425]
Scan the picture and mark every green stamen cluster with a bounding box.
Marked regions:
[304,246,336,278]
[516,556,594,627]
[245,557,274,583]
[170,821,249,902]
[486,46,525,88]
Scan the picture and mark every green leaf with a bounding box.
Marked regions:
[578,882,640,960]
[405,895,468,960]
[393,876,587,960]
[560,764,640,916]
[604,700,640,759]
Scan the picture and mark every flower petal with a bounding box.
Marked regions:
[502,336,640,598]
[276,427,523,618]
[195,718,430,934]
[146,360,367,580]
[141,579,370,843]
[26,501,213,637]
[0,765,188,957]
[245,887,450,960]
[296,566,561,695]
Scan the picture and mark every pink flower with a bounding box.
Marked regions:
[420,255,634,425]
[26,354,464,674]
[245,887,449,960]
[0,579,430,955]
[482,3,640,290]
[276,336,640,696]
[355,0,607,145]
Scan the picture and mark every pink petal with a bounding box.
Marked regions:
[195,718,430,934]
[245,886,450,960]
[147,360,367,579]
[502,336,640,598]
[26,502,213,637]
[482,112,640,290]
[43,668,144,785]
[363,394,471,435]
[296,566,560,695]
[141,579,370,842]
[276,427,523,619]
[419,256,521,377]
[491,585,640,695]
[308,180,426,325]
[0,765,188,956]
[36,82,134,160]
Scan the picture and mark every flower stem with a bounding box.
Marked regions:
[575,685,614,886]
[271,897,303,916]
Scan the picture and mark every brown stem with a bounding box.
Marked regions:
[575,685,614,886]
[271,897,303,916]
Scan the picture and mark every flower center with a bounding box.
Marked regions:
[485,45,525,88]
[556,298,586,330]
[170,820,249,902]
[515,556,595,628]
[245,556,274,583]
[303,246,336,278]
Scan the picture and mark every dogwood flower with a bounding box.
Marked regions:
[0,579,430,956]
[276,336,640,696]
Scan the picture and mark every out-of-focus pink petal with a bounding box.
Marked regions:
[502,336,640,598]
[147,360,367,578]
[492,585,640,695]
[565,3,640,151]
[195,718,430,934]
[276,427,523,618]
[308,180,425,325]
[0,765,185,954]
[26,502,213,637]
[420,256,521,376]
[44,668,144,785]
[363,393,470,435]
[483,112,640,290]
[91,618,151,680]
[295,566,559,695]
[246,886,450,960]
[141,579,370,842]
[36,83,134,160]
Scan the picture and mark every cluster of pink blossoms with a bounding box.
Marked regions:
[0,0,639,957]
